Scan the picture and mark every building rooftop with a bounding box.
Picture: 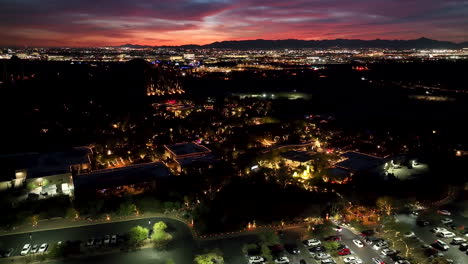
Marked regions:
[165,142,211,158]
[280,150,314,163]
[175,153,217,167]
[73,162,172,191]
[335,151,384,172]
[0,147,91,181]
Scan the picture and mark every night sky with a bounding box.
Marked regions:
[1,0,467,47]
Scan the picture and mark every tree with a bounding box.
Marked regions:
[194,249,224,264]
[116,201,136,216]
[259,231,280,246]
[128,226,149,247]
[260,244,272,263]
[242,243,259,255]
[310,221,335,238]
[376,196,394,216]
[151,221,172,246]
[323,241,340,251]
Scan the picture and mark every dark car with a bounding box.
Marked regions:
[300,260,307,264]
[361,230,375,236]
[269,244,284,257]
[0,248,14,258]
[417,220,430,227]
[337,244,347,250]
[284,243,300,254]
[309,246,326,252]
[325,235,342,241]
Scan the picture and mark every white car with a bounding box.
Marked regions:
[381,248,397,256]
[372,257,384,264]
[372,241,388,250]
[321,259,336,264]
[104,235,110,244]
[111,234,117,244]
[315,253,331,260]
[435,240,450,251]
[441,218,453,224]
[274,257,290,264]
[451,237,466,245]
[438,231,456,238]
[304,239,321,246]
[343,256,363,264]
[249,256,265,263]
[353,239,364,247]
[333,226,343,232]
[38,243,48,253]
[20,244,31,256]
[431,227,448,233]
[403,231,415,238]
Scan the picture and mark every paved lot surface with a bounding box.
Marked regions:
[396,210,468,264]
[0,216,195,262]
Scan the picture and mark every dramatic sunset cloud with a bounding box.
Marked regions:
[1,0,467,47]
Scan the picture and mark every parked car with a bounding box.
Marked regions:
[303,239,321,247]
[431,227,448,233]
[372,241,388,250]
[104,235,110,244]
[333,226,343,232]
[417,220,430,227]
[30,244,39,254]
[459,243,468,251]
[111,235,117,244]
[438,231,456,238]
[337,244,347,250]
[321,259,336,264]
[248,256,265,263]
[284,243,300,254]
[315,253,331,260]
[0,248,14,258]
[451,237,466,245]
[437,210,451,216]
[360,230,375,236]
[95,238,103,246]
[381,248,397,256]
[411,211,419,216]
[325,236,342,241]
[338,248,351,255]
[20,244,31,256]
[441,218,453,224]
[433,240,450,251]
[86,238,95,246]
[403,232,415,238]
[343,256,363,264]
[309,246,326,253]
[274,256,289,264]
[38,243,48,253]
[372,257,385,264]
[364,237,383,245]
[395,260,411,264]
[353,239,364,247]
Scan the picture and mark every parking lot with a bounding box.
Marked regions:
[0,217,195,262]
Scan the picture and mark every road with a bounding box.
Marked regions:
[0,216,195,263]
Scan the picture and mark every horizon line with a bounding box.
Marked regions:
[2,37,468,49]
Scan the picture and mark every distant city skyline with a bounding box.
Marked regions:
[1,0,468,47]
